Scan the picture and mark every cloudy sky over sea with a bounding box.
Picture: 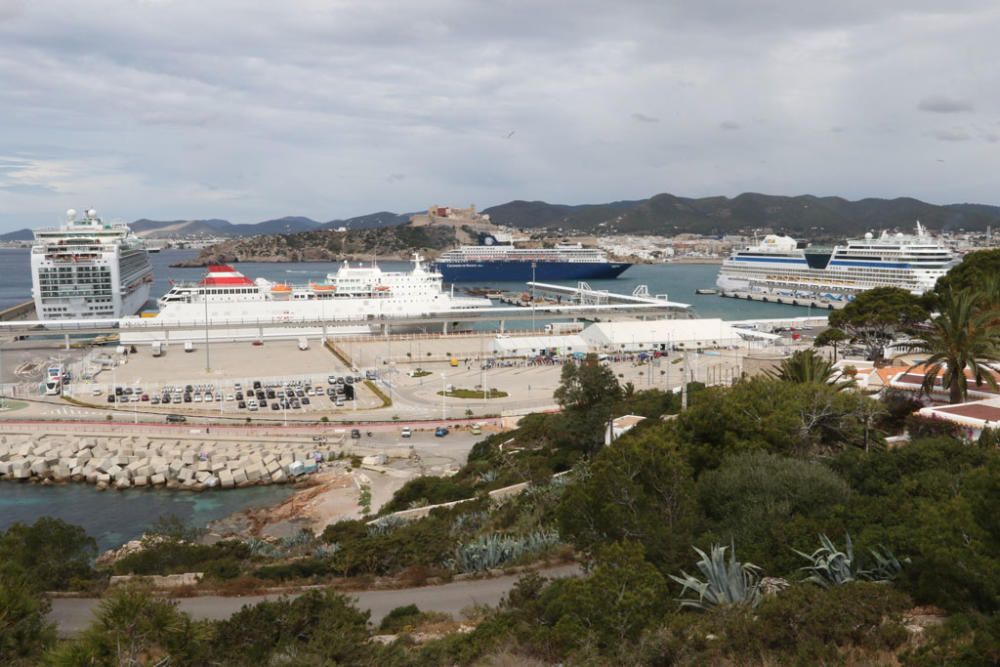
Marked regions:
[1,0,998,230]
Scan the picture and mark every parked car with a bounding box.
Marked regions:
[435,427,449,437]
[401,427,412,438]
[165,414,187,423]
[351,429,361,439]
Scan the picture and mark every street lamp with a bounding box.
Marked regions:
[203,289,211,373]
[440,372,447,421]
[531,261,537,332]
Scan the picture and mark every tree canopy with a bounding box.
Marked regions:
[827,287,929,358]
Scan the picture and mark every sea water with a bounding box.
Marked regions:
[0,248,810,546]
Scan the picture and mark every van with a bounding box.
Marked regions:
[298,337,309,351]
[165,414,187,423]
[151,341,163,357]
[184,340,194,353]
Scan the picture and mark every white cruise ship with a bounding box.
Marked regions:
[716,222,958,301]
[120,254,492,343]
[31,209,153,320]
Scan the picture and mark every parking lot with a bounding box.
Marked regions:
[95,370,381,418]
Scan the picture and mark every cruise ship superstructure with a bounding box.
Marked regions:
[716,222,958,300]
[435,233,631,282]
[120,254,492,343]
[31,209,153,320]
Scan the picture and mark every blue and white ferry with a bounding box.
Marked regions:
[434,234,631,282]
[716,222,958,298]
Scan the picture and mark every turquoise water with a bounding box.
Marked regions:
[0,483,294,551]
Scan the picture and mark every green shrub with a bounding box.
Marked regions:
[379,604,423,632]
[203,557,241,580]
[254,558,332,581]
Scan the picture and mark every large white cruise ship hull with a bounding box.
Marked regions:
[715,223,957,300]
[120,258,491,344]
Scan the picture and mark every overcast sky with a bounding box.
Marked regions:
[1,0,999,231]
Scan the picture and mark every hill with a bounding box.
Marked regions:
[129,211,410,239]
[174,224,457,267]
[484,193,1000,238]
[0,228,35,241]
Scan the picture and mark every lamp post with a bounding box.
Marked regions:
[531,261,537,332]
[440,372,447,421]
[203,289,211,374]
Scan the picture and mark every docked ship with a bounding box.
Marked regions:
[31,209,153,320]
[434,234,631,282]
[120,254,492,343]
[715,222,958,300]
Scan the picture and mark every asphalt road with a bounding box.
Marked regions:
[49,564,581,636]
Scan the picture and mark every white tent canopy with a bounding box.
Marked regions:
[580,319,742,351]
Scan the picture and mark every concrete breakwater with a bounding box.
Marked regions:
[0,430,340,490]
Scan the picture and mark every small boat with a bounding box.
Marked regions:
[695,288,718,295]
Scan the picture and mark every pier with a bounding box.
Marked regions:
[719,290,847,310]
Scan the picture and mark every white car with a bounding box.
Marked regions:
[225,393,235,401]
[400,427,412,438]
[204,393,213,403]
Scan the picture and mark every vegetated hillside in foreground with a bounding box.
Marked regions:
[484,192,1000,238]
[175,224,457,266]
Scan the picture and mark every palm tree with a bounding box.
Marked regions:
[766,349,851,389]
[904,288,1000,404]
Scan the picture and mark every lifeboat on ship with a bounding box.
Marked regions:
[270,283,293,300]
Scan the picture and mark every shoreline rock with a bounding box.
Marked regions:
[0,432,337,491]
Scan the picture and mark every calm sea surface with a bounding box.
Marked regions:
[0,248,811,546]
[0,247,812,320]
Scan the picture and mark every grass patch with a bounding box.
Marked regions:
[364,379,392,408]
[410,369,432,378]
[436,388,509,399]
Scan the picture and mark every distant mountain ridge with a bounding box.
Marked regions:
[4,193,1000,242]
[128,212,410,239]
[482,194,1000,239]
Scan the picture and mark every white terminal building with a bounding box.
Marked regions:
[490,319,744,357]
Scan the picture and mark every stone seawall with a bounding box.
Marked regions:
[0,431,341,490]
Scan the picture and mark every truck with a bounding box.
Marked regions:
[151,341,163,357]
[544,321,584,335]
[184,340,194,353]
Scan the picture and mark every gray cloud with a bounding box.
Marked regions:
[930,127,971,142]
[918,95,974,113]
[0,1,999,229]
[632,113,660,123]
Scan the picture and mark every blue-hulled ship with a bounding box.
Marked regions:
[434,234,631,282]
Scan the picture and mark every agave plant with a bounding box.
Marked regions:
[311,542,341,559]
[366,514,407,537]
[795,533,905,587]
[669,543,763,610]
[795,533,858,587]
[450,529,560,573]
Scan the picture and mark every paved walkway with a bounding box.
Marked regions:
[49,564,581,635]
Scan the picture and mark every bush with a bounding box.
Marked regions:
[113,540,249,576]
[0,517,97,591]
[380,476,475,515]
[254,558,332,581]
[203,557,241,580]
[379,604,423,632]
[696,452,850,574]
